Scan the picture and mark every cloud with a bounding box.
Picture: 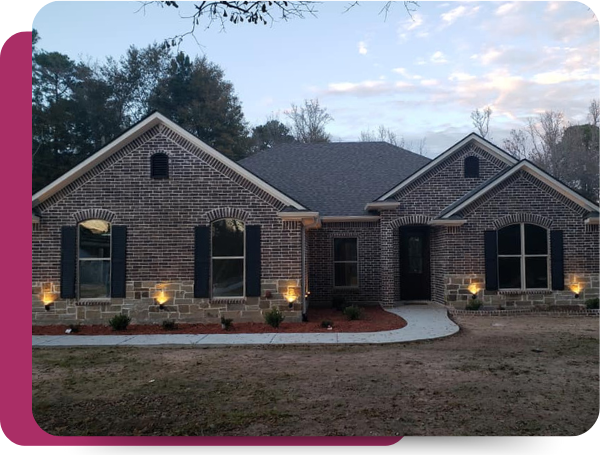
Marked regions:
[322,80,414,97]
[392,67,422,80]
[358,41,368,55]
[421,79,439,87]
[495,2,520,16]
[532,69,599,85]
[406,13,423,31]
[449,72,477,82]
[441,5,480,25]
[430,51,448,64]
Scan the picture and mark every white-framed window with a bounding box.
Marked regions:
[497,223,549,290]
[212,219,245,298]
[78,219,111,299]
[333,238,359,287]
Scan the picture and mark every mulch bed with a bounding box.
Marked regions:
[32,306,407,335]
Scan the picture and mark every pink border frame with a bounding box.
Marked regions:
[0,31,401,446]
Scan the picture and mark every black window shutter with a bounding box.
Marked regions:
[111,226,127,298]
[484,230,498,291]
[550,230,564,290]
[194,226,210,298]
[60,226,77,299]
[245,225,262,297]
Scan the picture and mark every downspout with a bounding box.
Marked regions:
[300,226,306,321]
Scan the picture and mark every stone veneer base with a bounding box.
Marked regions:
[444,273,599,309]
[32,279,302,325]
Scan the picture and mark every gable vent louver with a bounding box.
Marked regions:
[151,153,169,179]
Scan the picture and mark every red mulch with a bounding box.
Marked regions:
[32,306,406,335]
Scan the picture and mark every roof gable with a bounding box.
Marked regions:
[32,112,306,210]
[440,160,600,218]
[376,133,518,201]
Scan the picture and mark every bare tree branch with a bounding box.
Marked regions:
[141,1,420,47]
[471,106,492,139]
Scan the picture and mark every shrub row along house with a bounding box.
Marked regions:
[32,112,599,324]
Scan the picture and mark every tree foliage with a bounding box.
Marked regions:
[250,117,295,152]
[32,32,251,192]
[148,52,250,159]
[502,102,599,202]
[285,99,333,143]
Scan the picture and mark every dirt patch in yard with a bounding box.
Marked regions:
[32,315,598,436]
[32,306,406,335]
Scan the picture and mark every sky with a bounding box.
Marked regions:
[32,1,599,157]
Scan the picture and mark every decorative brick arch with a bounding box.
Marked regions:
[492,213,553,230]
[72,208,117,224]
[204,207,250,223]
[389,215,434,229]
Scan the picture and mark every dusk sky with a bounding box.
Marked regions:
[33,1,599,157]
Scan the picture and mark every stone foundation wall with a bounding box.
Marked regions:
[32,279,302,325]
[444,273,599,309]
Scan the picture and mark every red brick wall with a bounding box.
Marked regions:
[32,125,302,292]
[306,222,381,306]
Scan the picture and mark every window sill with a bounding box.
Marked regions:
[498,289,552,295]
[76,299,111,306]
[211,297,246,305]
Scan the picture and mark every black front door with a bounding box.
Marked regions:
[399,226,431,300]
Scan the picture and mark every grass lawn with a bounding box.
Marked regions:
[32,315,599,436]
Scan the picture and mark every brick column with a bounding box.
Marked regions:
[380,210,396,307]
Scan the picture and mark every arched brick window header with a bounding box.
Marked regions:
[492,213,553,230]
[72,208,117,224]
[204,207,251,223]
[389,215,433,229]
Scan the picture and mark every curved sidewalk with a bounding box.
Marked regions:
[32,304,459,347]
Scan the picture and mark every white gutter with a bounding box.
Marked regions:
[428,219,467,226]
[585,217,599,225]
[321,216,380,223]
[364,201,400,211]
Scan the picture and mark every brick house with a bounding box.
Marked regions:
[32,112,599,324]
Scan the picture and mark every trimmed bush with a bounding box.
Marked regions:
[108,314,131,331]
[264,307,285,328]
[320,320,334,329]
[220,316,234,331]
[67,323,81,333]
[585,298,599,310]
[162,319,178,330]
[343,305,362,321]
[465,300,483,311]
[332,296,346,311]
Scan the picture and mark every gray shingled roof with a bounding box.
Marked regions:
[239,142,430,216]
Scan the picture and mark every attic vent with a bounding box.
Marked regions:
[151,153,169,179]
[464,156,479,178]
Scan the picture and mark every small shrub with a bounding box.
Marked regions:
[264,307,285,328]
[67,323,81,333]
[320,320,334,329]
[162,319,177,330]
[332,296,346,311]
[108,313,131,331]
[585,298,599,310]
[465,300,483,311]
[220,316,234,330]
[343,305,362,321]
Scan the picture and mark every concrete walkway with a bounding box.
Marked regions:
[32,304,459,347]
